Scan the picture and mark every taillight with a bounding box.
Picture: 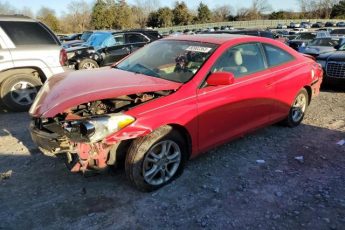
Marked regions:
[59,49,68,66]
[312,62,323,80]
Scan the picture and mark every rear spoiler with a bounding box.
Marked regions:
[302,53,316,61]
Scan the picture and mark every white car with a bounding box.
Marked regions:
[277,24,287,29]
[290,22,301,28]
[293,28,308,33]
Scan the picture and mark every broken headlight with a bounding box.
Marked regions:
[63,114,135,143]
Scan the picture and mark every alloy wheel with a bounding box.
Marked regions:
[142,140,181,186]
[10,81,37,106]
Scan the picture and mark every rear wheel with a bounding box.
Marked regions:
[125,126,187,192]
[78,59,99,70]
[0,74,42,112]
[283,88,309,127]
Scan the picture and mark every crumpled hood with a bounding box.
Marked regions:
[29,68,182,118]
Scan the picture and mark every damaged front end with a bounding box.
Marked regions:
[30,91,171,174]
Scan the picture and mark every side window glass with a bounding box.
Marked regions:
[126,34,147,43]
[0,21,57,45]
[263,44,294,67]
[103,36,116,47]
[211,43,266,78]
[113,34,125,45]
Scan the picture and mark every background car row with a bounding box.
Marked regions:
[0,15,343,113]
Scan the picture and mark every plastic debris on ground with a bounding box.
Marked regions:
[336,139,345,146]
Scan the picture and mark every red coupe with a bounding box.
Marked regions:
[29,34,323,191]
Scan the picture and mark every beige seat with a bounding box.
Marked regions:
[221,50,248,76]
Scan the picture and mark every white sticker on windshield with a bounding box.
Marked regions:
[186,46,212,53]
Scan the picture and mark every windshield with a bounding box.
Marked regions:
[295,33,316,40]
[84,33,113,49]
[308,38,339,47]
[116,40,218,83]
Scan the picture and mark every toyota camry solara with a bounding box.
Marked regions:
[29,34,323,191]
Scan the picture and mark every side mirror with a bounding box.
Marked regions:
[206,72,235,86]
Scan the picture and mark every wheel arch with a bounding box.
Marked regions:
[303,85,312,105]
[167,123,193,160]
[0,67,46,84]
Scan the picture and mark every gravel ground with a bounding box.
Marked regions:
[0,87,344,230]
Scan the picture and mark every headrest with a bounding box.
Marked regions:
[233,50,243,66]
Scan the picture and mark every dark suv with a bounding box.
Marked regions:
[67,30,160,70]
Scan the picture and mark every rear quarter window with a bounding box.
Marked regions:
[0,21,58,46]
[263,44,295,67]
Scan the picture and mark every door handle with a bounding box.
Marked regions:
[265,82,274,88]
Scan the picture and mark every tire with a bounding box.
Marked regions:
[125,125,187,192]
[77,59,99,70]
[283,88,309,127]
[0,73,42,112]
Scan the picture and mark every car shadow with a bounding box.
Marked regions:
[0,121,344,229]
[321,79,345,92]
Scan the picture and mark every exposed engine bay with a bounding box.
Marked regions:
[66,91,170,117]
[31,91,173,174]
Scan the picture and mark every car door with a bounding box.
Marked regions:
[125,33,150,52]
[197,43,277,152]
[261,43,304,120]
[102,33,130,65]
[0,29,14,70]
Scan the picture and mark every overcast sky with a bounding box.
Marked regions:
[9,0,299,15]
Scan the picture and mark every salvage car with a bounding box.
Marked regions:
[62,31,94,49]
[66,31,156,70]
[316,41,345,84]
[288,32,316,51]
[29,34,323,191]
[60,33,82,42]
[300,37,341,57]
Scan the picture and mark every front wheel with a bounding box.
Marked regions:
[125,126,187,192]
[0,74,42,112]
[283,88,309,127]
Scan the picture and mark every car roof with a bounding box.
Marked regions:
[0,15,36,22]
[163,34,258,45]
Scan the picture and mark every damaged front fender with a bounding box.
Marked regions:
[104,125,152,144]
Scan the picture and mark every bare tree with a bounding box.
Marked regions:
[66,0,91,32]
[319,0,340,18]
[250,0,272,19]
[19,7,34,18]
[236,7,250,21]
[213,5,233,22]
[297,0,339,18]
[0,1,17,15]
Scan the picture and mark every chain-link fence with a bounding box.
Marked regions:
[157,19,341,33]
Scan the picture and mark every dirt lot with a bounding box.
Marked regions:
[0,87,344,230]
